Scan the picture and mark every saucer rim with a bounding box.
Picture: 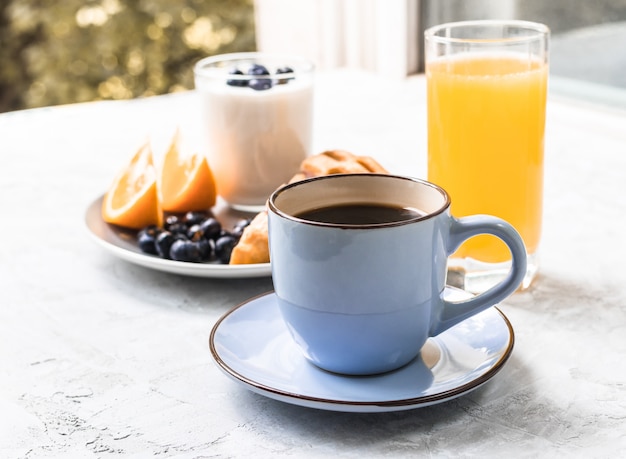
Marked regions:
[209,290,515,412]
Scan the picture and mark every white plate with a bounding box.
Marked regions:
[210,289,514,412]
[85,195,271,278]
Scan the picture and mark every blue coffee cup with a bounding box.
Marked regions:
[268,173,526,375]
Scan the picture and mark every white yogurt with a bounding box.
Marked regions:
[195,53,314,211]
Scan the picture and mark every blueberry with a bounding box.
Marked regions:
[249,78,272,91]
[199,217,222,241]
[164,214,180,229]
[276,66,294,84]
[184,211,209,226]
[137,225,160,255]
[197,238,213,261]
[155,231,176,259]
[214,235,238,264]
[170,239,203,263]
[187,223,204,242]
[226,67,247,87]
[245,64,272,91]
[167,222,188,236]
[248,64,269,76]
[231,218,251,238]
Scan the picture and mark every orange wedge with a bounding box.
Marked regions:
[102,142,162,229]
[159,130,217,213]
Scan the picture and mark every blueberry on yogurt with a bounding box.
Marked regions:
[226,68,247,87]
[247,64,272,91]
[275,66,294,84]
[226,63,296,90]
[248,64,270,76]
[248,78,273,91]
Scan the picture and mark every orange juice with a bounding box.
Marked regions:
[427,54,548,263]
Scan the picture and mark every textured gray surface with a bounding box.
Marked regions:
[1,71,626,457]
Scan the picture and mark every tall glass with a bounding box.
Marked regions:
[194,53,314,212]
[425,20,549,293]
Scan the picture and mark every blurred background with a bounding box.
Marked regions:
[1,0,625,113]
[0,0,256,113]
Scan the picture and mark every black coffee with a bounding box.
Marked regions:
[296,203,424,225]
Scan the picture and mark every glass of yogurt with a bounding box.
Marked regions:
[194,52,315,212]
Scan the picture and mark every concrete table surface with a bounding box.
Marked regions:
[1,70,625,457]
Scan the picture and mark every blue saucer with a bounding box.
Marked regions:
[209,288,514,413]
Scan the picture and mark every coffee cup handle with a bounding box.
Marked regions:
[430,215,527,336]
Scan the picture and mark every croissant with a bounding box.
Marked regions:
[228,210,269,265]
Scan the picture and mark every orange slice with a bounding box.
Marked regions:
[102,142,162,229]
[159,130,217,213]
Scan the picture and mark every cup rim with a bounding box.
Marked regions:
[425,20,550,45]
[268,173,451,229]
[193,52,315,79]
